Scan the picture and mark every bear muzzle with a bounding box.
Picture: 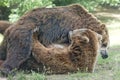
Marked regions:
[100,47,108,59]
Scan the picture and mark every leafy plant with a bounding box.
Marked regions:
[8,0,55,22]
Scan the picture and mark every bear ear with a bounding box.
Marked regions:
[96,33,102,41]
[81,36,89,43]
[101,24,106,30]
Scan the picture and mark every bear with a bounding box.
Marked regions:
[0,5,109,60]
[32,29,102,74]
[0,20,11,34]
[0,4,109,75]
[0,21,12,61]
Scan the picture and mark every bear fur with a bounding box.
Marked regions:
[0,4,109,75]
[0,21,12,60]
[0,20,11,34]
[32,29,102,74]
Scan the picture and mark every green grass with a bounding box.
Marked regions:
[1,8,120,80]
[7,71,45,80]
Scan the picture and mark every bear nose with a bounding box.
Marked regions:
[100,49,108,59]
[100,47,108,59]
[102,54,108,59]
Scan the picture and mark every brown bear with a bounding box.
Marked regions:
[32,29,102,74]
[0,4,109,75]
[0,20,11,34]
[0,21,108,59]
[0,21,11,61]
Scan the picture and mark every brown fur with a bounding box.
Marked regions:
[0,21,11,60]
[0,4,109,75]
[32,29,101,74]
[0,21,11,34]
[0,60,4,66]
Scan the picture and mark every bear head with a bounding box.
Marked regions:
[69,28,102,55]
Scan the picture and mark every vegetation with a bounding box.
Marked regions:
[0,0,54,22]
[8,71,45,80]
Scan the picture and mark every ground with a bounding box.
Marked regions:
[0,8,120,80]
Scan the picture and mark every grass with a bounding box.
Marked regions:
[0,8,120,80]
[7,71,45,80]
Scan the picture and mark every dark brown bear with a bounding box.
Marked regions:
[0,4,109,75]
[32,29,102,74]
